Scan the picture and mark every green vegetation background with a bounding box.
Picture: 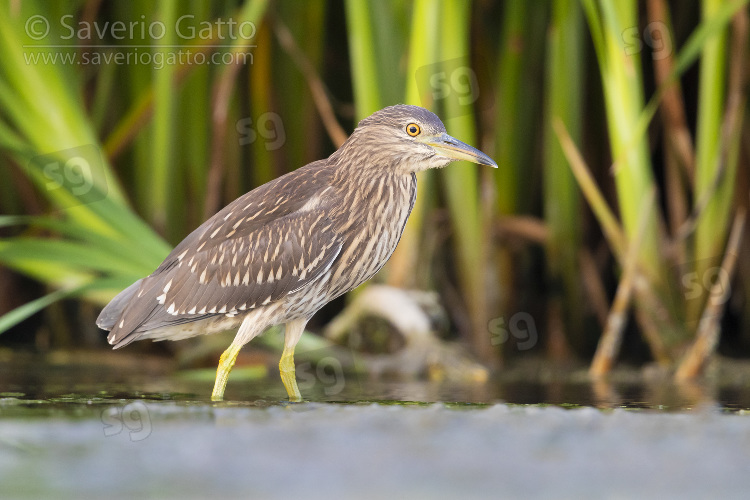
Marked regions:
[0,0,748,377]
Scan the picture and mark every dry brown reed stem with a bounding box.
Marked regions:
[555,118,672,363]
[104,17,244,161]
[677,10,748,242]
[590,189,655,377]
[647,0,692,265]
[632,306,671,365]
[553,118,627,258]
[204,56,244,219]
[578,248,610,329]
[494,216,548,245]
[273,17,348,148]
[675,209,747,380]
[647,0,696,183]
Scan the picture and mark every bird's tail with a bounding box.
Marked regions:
[97,279,152,348]
[97,275,177,348]
[96,279,143,331]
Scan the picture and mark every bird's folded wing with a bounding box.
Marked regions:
[163,210,342,316]
[105,209,342,343]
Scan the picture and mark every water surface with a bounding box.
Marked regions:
[2,350,750,499]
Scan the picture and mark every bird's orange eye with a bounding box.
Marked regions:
[406,123,421,137]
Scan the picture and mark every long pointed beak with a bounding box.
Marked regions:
[421,133,498,167]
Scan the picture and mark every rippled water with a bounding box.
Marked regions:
[2,351,750,499]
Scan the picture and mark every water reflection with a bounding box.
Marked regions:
[2,350,750,415]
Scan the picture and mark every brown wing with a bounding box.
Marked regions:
[161,209,342,316]
[101,161,342,347]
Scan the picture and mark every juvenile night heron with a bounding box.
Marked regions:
[97,104,496,401]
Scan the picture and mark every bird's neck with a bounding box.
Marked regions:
[329,158,417,219]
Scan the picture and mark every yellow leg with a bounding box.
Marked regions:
[279,319,306,402]
[211,344,241,401]
[279,346,302,402]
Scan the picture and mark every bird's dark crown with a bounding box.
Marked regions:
[357,104,447,136]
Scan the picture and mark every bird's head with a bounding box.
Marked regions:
[340,104,497,175]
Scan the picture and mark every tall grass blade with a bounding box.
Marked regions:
[544,0,584,347]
